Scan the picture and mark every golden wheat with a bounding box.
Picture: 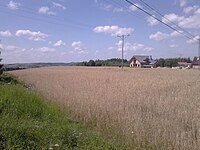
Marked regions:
[12,67,200,149]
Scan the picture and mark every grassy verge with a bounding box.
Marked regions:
[0,73,120,150]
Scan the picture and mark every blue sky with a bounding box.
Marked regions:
[0,0,199,63]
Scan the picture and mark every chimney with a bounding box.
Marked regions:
[149,55,152,60]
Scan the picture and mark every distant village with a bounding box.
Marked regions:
[129,55,200,69]
[1,55,200,72]
[78,55,200,69]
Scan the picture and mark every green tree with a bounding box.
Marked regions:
[77,58,129,67]
[158,58,165,67]
[88,60,95,66]
[95,59,103,66]
[164,58,178,67]
[0,48,3,74]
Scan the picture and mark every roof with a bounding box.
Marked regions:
[192,60,200,65]
[177,62,192,65]
[149,59,157,65]
[129,55,149,64]
[129,55,157,65]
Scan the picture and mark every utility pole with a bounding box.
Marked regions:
[198,37,200,70]
[117,34,130,71]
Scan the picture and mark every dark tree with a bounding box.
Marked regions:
[157,58,165,67]
[88,60,95,66]
[77,58,129,67]
[0,49,3,75]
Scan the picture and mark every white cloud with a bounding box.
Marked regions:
[71,41,87,54]
[180,0,186,7]
[113,7,124,12]
[53,40,66,46]
[7,1,21,10]
[178,9,200,29]
[0,30,12,37]
[170,44,178,48]
[129,3,142,12]
[93,25,133,36]
[72,41,82,51]
[147,16,159,26]
[52,2,66,10]
[38,6,56,15]
[96,2,143,13]
[149,32,169,41]
[108,46,115,50]
[6,45,19,51]
[116,41,153,52]
[1,44,19,51]
[170,31,183,37]
[196,8,200,14]
[36,47,55,52]
[162,13,184,24]
[163,10,200,29]
[72,41,82,50]
[183,5,199,14]
[149,31,184,41]
[15,30,48,41]
[150,30,199,47]
[96,2,125,13]
[187,35,200,44]
[1,43,71,64]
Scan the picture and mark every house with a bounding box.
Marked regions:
[192,58,200,69]
[177,62,192,69]
[129,55,157,68]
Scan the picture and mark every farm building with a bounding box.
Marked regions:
[177,62,192,69]
[129,55,157,68]
[192,59,200,69]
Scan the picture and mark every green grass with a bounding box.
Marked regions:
[0,74,120,150]
[0,73,19,84]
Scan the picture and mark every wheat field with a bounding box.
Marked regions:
[12,67,200,149]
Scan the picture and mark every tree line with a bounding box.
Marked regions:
[77,57,196,68]
[77,58,129,67]
[157,57,193,68]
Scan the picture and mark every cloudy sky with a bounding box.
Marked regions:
[0,0,200,63]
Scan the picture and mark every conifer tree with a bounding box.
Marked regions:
[0,47,3,74]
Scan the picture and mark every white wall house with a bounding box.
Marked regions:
[129,55,157,68]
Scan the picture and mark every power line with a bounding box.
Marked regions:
[105,0,196,40]
[124,0,194,40]
[136,0,195,39]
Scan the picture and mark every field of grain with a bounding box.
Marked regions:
[12,67,200,149]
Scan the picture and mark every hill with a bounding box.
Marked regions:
[3,62,79,71]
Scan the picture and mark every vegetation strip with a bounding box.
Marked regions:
[0,73,119,150]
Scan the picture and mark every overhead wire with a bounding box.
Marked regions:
[136,0,196,39]
[123,0,194,40]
